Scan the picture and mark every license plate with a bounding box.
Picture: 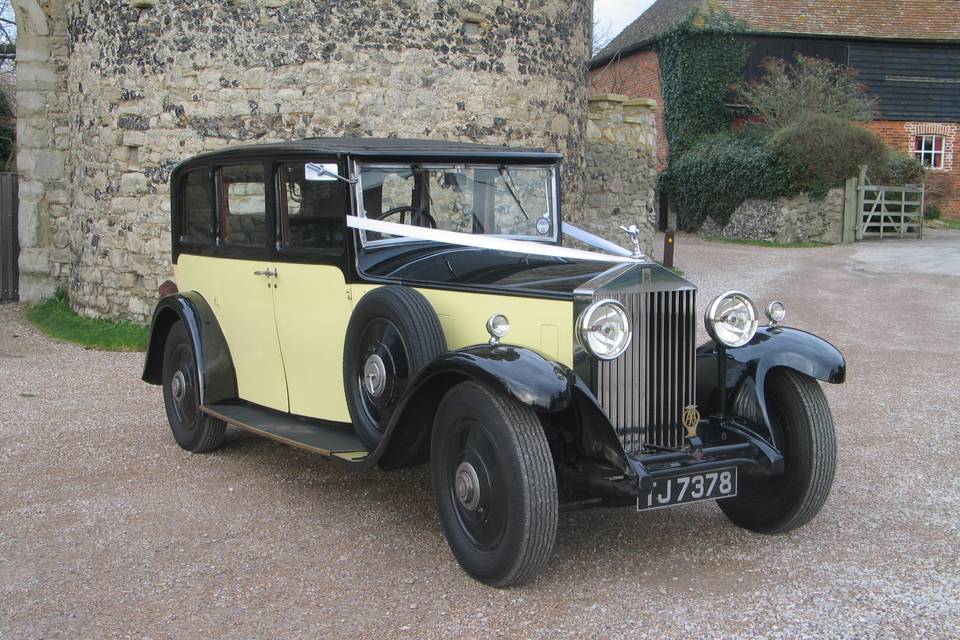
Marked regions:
[638,467,738,511]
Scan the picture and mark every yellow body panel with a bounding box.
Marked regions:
[272,263,354,422]
[351,284,574,367]
[174,255,289,412]
[176,256,575,423]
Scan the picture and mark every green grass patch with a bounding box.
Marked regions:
[26,290,149,352]
[937,218,960,231]
[699,235,829,249]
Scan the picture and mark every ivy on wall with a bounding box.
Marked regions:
[656,7,750,160]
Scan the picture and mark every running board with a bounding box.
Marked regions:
[202,402,370,462]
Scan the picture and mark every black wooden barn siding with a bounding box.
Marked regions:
[740,35,959,122]
[849,43,959,121]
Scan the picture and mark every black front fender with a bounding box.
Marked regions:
[696,326,845,433]
[141,292,237,405]
[373,344,575,469]
[411,344,575,412]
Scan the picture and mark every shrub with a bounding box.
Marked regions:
[665,129,789,228]
[736,55,877,128]
[767,113,887,196]
[870,150,925,185]
[923,171,958,216]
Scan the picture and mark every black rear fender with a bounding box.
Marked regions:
[141,292,237,405]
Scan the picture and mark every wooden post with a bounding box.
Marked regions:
[856,165,867,241]
[842,177,857,244]
[0,174,18,302]
[662,229,675,269]
[919,183,925,240]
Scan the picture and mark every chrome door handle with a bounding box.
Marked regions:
[253,268,277,277]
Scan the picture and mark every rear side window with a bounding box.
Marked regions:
[278,162,345,251]
[180,168,213,243]
[218,164,267,246]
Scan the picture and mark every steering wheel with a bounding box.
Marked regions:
[374,206,437,229]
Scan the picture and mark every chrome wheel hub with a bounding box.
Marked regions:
[454,461,481,511]
[362,353,387,398]
[172,370,187,405]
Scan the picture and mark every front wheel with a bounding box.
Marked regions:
[431,381,558,587]
[719,369,837,533]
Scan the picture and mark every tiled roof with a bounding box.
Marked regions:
[593,0,701,61]
[593,0,960,64]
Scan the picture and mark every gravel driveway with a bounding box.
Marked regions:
[2,232,958,639]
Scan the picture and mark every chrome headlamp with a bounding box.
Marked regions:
[765,300,786,326]
[578,299,632,360]
[704,291,758,348]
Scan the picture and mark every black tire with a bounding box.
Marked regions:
[344,286,446,449]
[161,320,226,453]
[431,381,558,587]
[719,369,836,534]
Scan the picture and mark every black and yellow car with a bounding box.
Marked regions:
[142,138,845,587]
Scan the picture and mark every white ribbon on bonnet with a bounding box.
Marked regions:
[346,215,643,264]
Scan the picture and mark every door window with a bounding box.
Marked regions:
[277,162,346,251]
[180,168,213,244]
[218,164,267,246]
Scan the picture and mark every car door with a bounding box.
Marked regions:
[270,159,355,423]
[174,160,289,412]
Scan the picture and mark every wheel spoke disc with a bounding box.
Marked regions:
[449,419,508,550]
[171,343,198,429]
[356,318,409,428]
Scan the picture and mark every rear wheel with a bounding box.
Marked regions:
[161,321,226,453]
[719,369,836,533]
[431,381,558,587]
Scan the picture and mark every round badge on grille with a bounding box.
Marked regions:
[682,405,701,438]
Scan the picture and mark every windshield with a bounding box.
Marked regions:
[355,163,558,244]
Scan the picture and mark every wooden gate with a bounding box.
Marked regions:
[0,173,18,301]
[856,167,925,241]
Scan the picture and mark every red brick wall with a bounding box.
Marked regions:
[589,50,668,170]
[864,120,960,219]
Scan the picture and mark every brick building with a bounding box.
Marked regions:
[589,0,960,218]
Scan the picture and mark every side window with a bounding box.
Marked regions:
[218,164,267,246]
[278,162,346,251]
[180,168,213,243]
[914,135,945,169]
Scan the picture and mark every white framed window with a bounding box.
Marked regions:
[914,134,945,169]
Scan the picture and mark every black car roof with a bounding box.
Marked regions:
[178,137,563,168]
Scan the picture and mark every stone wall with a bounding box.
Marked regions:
[12,0,70,302]
[701,188,845,244]
[582,94,658,254]
[15,0,592,321]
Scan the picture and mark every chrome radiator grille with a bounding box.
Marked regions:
[594,289,696,453]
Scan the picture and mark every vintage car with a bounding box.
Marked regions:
[142,138,845,587]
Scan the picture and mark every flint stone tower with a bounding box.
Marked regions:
[14,0,592,320]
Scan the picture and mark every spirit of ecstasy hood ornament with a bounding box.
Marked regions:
[619,224,643,258]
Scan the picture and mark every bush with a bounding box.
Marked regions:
[736,55,877,128]
[871,151,925,185]
[665,129,790,228]
[924,205,941,221]
[923,171,958,216]
[767,113,887,197]
[666,115,913,229]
